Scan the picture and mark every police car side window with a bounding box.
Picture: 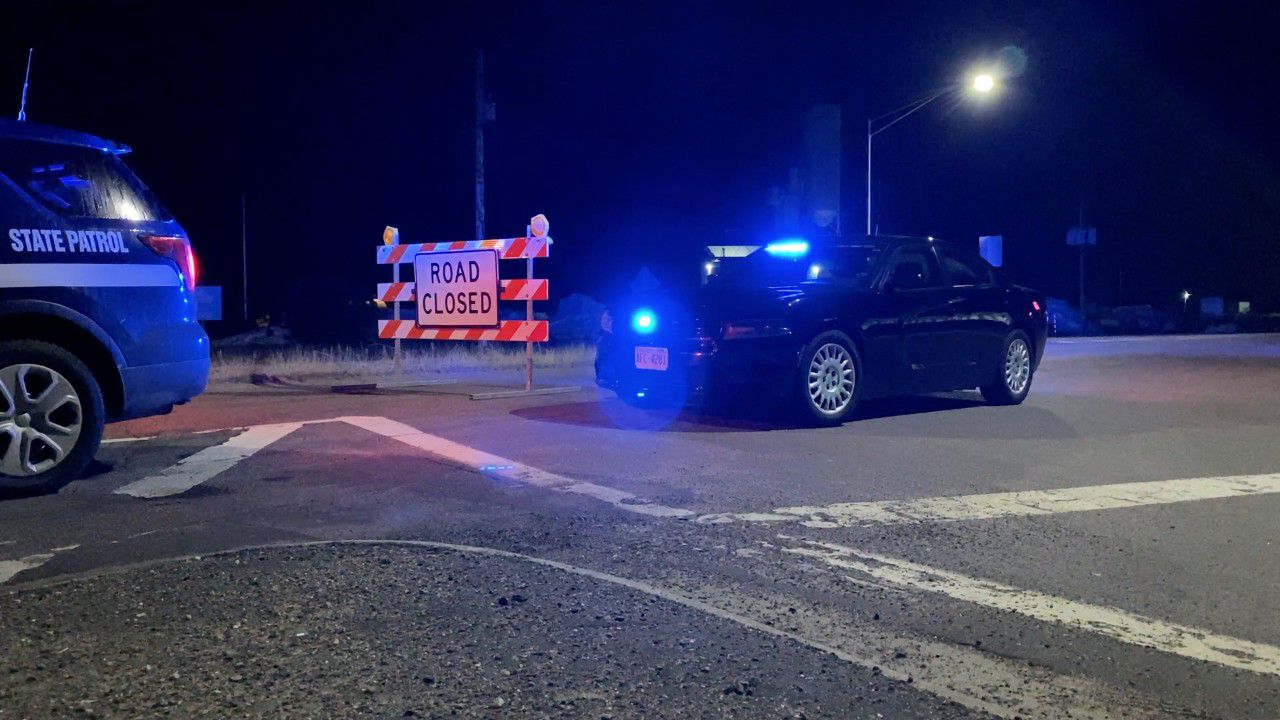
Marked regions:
[886,247,943,290]
[0,139,170,222]
[807,247,884,289]
[937,247,994,287]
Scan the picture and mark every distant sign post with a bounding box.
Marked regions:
[1066,227,1097,247]
[1067,226,1097,310]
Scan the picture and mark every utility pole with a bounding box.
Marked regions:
[475,50,487,241]
[865,118,872,236]
[240,194,249,322]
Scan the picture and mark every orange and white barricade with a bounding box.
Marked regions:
[376,215,553,391]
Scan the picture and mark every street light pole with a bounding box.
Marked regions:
[866,118,873,236]
[865,73,997,237]
[865,86,956,236]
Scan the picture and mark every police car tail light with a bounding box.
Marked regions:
[140,235,198,291]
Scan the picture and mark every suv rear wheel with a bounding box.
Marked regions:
[0,341,105,494]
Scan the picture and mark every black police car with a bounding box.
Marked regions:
[0,119,209,492]
[596,236,1047,425]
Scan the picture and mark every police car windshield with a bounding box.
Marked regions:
[716,245,884,289]
[0,139,172,222]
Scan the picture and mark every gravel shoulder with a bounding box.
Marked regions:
[0,543,979,719]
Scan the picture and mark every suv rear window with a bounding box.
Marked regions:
[0,138,172,221]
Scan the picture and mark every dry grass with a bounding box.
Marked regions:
[210,344,596,384]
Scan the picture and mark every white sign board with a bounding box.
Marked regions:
[1066,226,1097,246]
[413,249,499,327]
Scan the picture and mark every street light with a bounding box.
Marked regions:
[1182,290,1192,310]
[865,70,1003,235]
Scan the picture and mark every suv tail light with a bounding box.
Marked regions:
[140,235,198,291]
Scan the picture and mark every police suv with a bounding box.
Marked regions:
[0,119,209,492]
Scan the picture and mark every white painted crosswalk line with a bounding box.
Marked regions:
[114,422,304,498]
[698,472,1280,527]
[780,535,1280,677]
[339,415,695,518]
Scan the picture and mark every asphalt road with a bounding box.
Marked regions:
[3,334,1279,719]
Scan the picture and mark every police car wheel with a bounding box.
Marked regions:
[796,331,861,426]
[0,341,105,494]
[980,330,1034,406]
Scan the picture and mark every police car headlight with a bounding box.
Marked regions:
[722,320,791,340]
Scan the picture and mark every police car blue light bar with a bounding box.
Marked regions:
[764,239,809,257]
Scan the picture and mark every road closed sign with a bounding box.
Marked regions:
[413,249,499,327]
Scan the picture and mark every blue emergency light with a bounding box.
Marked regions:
[764,239,809,257]
[631,308,657,334]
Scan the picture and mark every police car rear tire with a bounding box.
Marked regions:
[795,331,862,426]
[0,341,105,494]
[980,330,1034,406]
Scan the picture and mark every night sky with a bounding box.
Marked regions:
[5,1,1279,332]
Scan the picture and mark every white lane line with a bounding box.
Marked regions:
[782,536,1280,677]
[0,543,82,584]
[698,472,1280,527]
[113,422,304,499]
[340,416,695,518]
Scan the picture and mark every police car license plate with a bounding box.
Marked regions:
[635,346,668,371]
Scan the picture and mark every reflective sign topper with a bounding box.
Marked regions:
[529,213,550,239]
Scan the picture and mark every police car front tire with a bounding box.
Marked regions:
[0,341,105,493]
[796,331,861,426]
